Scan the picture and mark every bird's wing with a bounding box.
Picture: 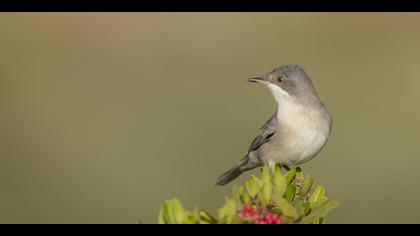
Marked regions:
[248,111,278,152]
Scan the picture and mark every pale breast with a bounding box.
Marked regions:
[259,101,331,166]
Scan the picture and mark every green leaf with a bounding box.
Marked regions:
[261,163,272,187]
[303,202,311,215]
[260,164,273,204]
[261,162,272,179]
[261,184,272,205]
[312,218,321,224]
[292,197,305,217]
[242,192,252,205]
[158,208,164,224]
[252,174,263,188]
[158,199,187,224]
[158,201,168,224]
[200,210,218,224]
[232,185,245,206]
[285,168,296,183]
[273,194,298,218]
[311,198,328,210]
[292,195,304,204]
[171,199,187,223]
[189,207,201,223]
[301,174,315,196]
[309,186,326,205]
[273,166,287,198]
[301,200,339,224]
[218,198,237,223]
[245,175,261,198]
[284,184,296,202]
[230,215,245,224]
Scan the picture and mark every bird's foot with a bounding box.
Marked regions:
[281,165,291,171]
[294,167,304,189]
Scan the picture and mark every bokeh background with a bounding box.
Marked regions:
[1,13,420,224]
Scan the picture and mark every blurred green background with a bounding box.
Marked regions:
[1,13,420,224]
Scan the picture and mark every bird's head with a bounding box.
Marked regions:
[247,64,320,105]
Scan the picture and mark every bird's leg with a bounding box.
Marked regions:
[294,167,304,189]
[281,165,291,171]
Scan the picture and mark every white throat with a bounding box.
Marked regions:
[266,83,291,104]
[266,83,301,123]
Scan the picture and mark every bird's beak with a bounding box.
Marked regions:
[247,77,266,83]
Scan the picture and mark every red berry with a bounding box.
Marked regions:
[239,205,284,224]
[253,212,283,224]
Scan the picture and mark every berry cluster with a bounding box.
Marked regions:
[237,204,283,224]
[254,211,282,224]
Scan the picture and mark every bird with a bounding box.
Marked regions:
[215,64,332,186]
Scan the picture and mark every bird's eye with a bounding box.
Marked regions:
[277,76,284,83]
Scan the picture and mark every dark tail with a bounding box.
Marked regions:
[215,157,259,186]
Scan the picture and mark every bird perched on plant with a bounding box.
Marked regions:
[215,64,332,186]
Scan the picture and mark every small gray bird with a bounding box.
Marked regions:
[215,64,332,186]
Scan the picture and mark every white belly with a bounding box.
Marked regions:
[260,102,331,166]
